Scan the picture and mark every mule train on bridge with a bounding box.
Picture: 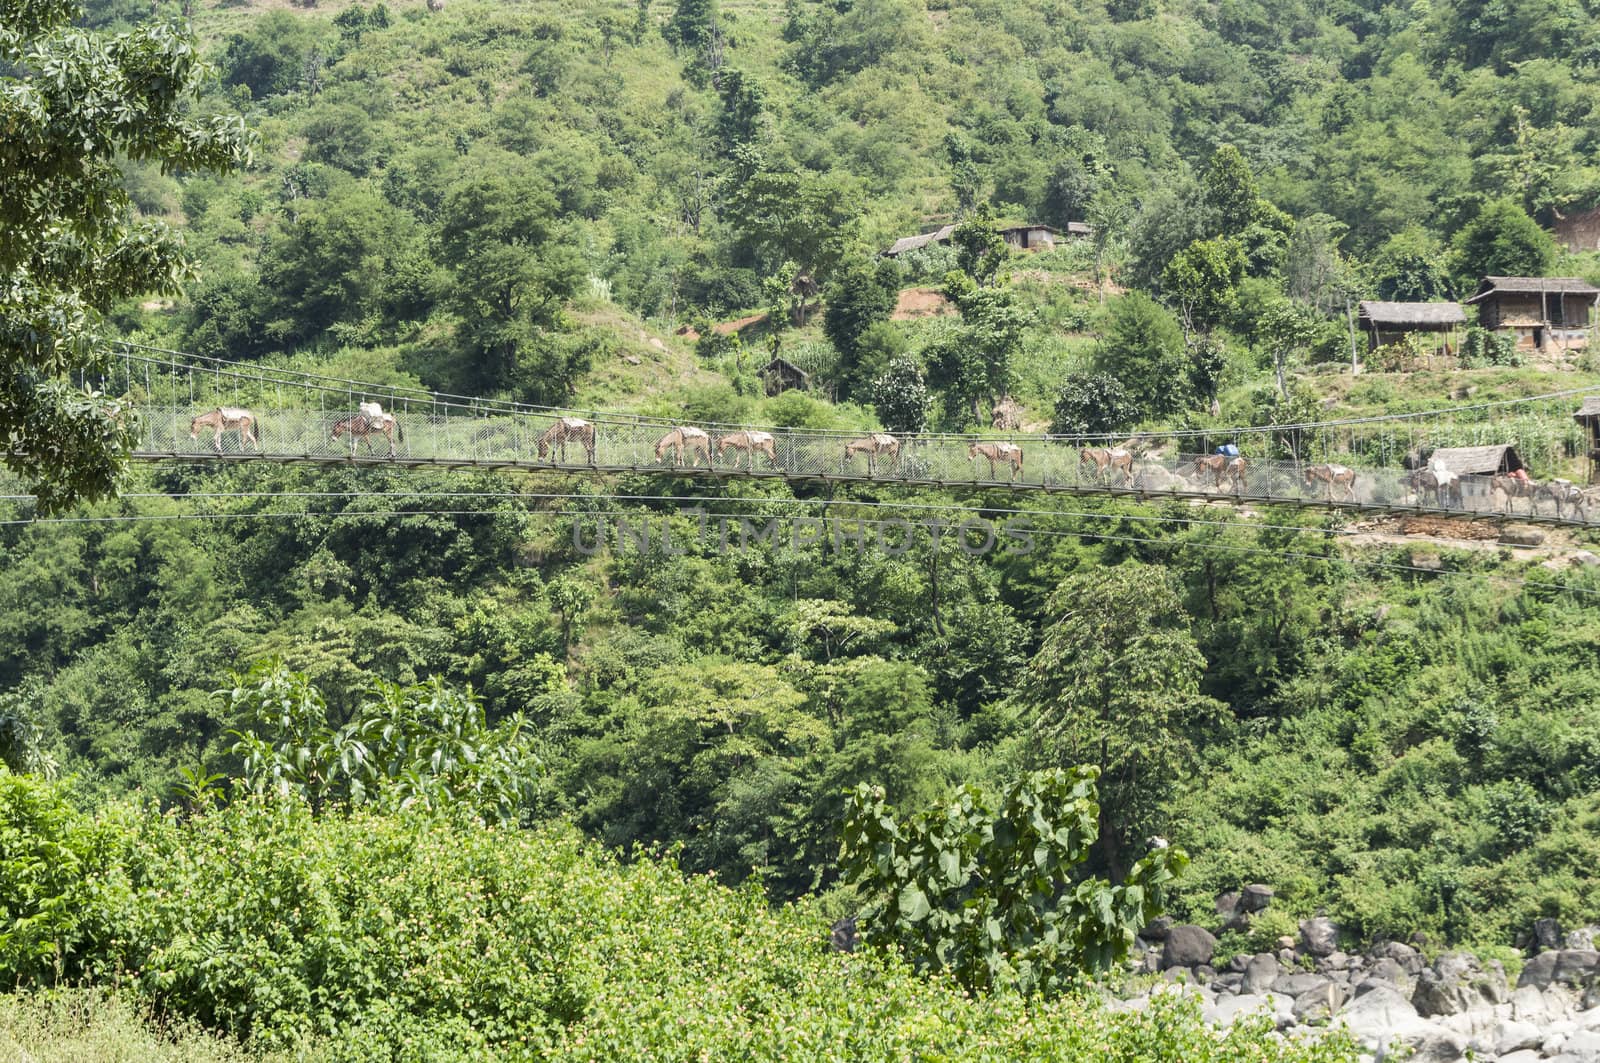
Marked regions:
[107,343,1600,528]
[156,403,1600,526]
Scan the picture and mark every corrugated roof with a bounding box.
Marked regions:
[1428,444,1524,475]
[1358,301,1465,327]
[883,224,956,257]
[1465,276,1600,303]
[1574,396,1600,421]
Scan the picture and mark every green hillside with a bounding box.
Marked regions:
[7,0,1600,1054]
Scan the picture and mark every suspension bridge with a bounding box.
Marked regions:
[90,344,1600,528]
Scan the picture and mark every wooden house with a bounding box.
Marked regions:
[1357,301,1465,353]
[1463,276,1600,352]
[760,357,810,396]
[1575,396,1600,483]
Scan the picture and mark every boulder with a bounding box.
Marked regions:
[1242,953,1281,995]
[1561,1028,1600,1056]
[1161,924,1217,969]
[1240,884,1275,914]
[1335,985,1433,1052]
[1300,916,1341,957]
[1573,550,1600,568]
[1205,992,1276,1027]
[1291,980,1348,1023]
[1141,916,1174,941]
[1215,891,1240,922]
[1538,917,1568,951]
[1413,952,1500,1017]
[1362,957,1412,990]
[1318,950,1353,972]
[1493,1052,1541,1063]
[1407,1033,1468,1063]
[1519,949,1600,990]
[1369,940,1424,977]
[1569,927,1600,951]
[1273,972,1332,996]
[1493,1019,1546,1055]
[1500,527,1546,547]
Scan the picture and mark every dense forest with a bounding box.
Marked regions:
[5,0,1600,1054]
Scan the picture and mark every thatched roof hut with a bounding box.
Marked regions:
[760,357,810,396]
[1427,444,1524,476]
[1358,301,1465,354]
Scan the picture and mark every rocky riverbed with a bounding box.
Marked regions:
[1122,895,1600,1062]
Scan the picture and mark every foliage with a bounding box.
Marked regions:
[1162,237,1246,336]
[869,354,928,433]
[226,660,541,824]
[1049,373,1137,436]
[1,0,250,511]
[822,257,898,394]
[841,768,1188,995]
[1092,293,1190,419]
[0,777,1358,1058]
[1452,197,1559,284]
[1459,326,1523,368]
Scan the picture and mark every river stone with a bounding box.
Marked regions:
[1558,949,1600,984]
[1141,916,1174,941]
[1494,1052,1542,1063]
[1336,985,1433,1051]
[1407,1032,1468,1063]
[1291,979,1349,1023]
[1370,940,1424,977]
[1239,883,1274,913]
[1301,916,1340,957]
[1570,927,1600,950]
[1522,951,1561,989]
[1362,957,1411,989]
[1161,924,1217,969]
[1501,527,1546,547]
[1242,953,1280,995]
[1561,1028,1600,1055]
[1413,953,1486,1017]
[1538,918,1568,951]
[1273,972,1331,996]
[1205,992,1275,1026]
[1494,1019,1546,1055]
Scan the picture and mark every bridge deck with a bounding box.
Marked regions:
[132,405,1600,528]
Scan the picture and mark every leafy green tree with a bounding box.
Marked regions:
[2,0,250,511]
[437,150,584,398]
[1370,225,1453,302]
[1091,293,1189,419]
[1050,372,1137,435]
[1255,296,1318,400]
[221,11,330,98]
[1451,197,1558,284]
[1012,566,1222,873]
[823,256,899,393]
[664,0,718,51]
[721,163,863,292]
[840,768,1187,994]
[1203,144,1259,236]
[226,660,541,824]
[715,67,765,149]
[1162,236,1246,336]
[871,355,929,433]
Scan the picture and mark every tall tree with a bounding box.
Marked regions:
[1452,197,1559,284]
[2,0,251,511]
[1012,566,1221,874]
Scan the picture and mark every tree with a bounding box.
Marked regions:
[1049,373,1137,435]
[870,355,929,433]
[437,150,584,398]
[1162,236,1246,337]
[1202,144,1259,236]
[823,256,898,391]
[1370,226,1452,302]
[721,163,863,291]
[1452,197,1558,285]
[1091,293,1189,419]
[2,0,251,511]
[1255,296,1318,401]
[840,768,1187,995]
[1012,566,1222,874]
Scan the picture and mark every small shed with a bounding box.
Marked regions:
[1358,301,1466,353]
[1427,444,1525,477]
[882,224,956,258]
[760,357,810,397]
[1463,276,1600,352]
[1575,396,1600,483]
[1000,224,1059,251]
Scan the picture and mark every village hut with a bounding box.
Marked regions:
[882,224,956,258]
[1574,396,1600,483]
[1357,301,1465,354]
[1464,276,1600,353]
[760,357,810,397]
[1427,444,1525,504]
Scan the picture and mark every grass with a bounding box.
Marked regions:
[0,989,271,1063]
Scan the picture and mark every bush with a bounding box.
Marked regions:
[1049,372,1137,435]
[0,778,1359,1060]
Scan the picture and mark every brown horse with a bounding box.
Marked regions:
[1537,479,1590,521]
[537,417,596,464]
[842,433,900,475]
[190,407,260,453]
[1304,463,1357,502]
[332,413,402,458]
[1182,453,1246,493]
[969,441,1023,482]
[1080,447,1134,486]
[655,426,711,468]
[714,430,777,470]
[1492,472,1537,514]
